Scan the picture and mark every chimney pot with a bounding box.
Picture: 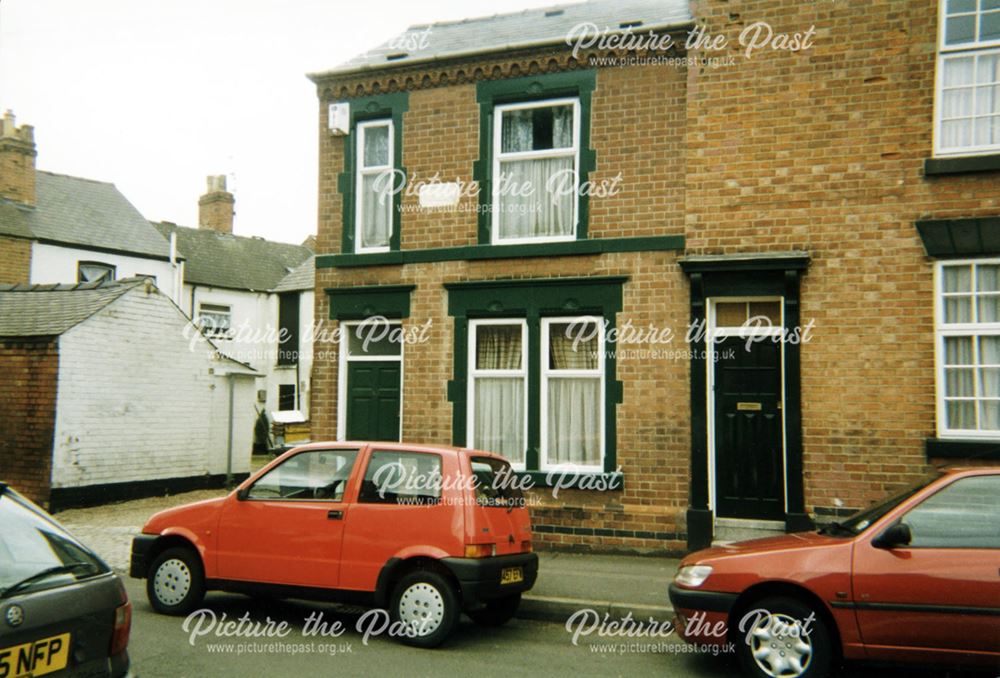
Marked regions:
[198,174,235,234]
[0,108,37,205]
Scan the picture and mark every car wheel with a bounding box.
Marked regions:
[147,546,205,615]
[467,593,521,627]
[390,570,459,648]
[735,596,832,678]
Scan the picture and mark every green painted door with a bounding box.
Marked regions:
[714,337,785,520]
[346,362,401,441]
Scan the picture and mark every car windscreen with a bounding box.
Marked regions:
[0,491,108,597]
[471,457,525,508]
[829,473,941,536]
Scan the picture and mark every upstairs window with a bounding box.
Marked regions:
[77,261,115,284]
[937,0,1000,155]
[355,120,394,253]
[492,99,579,244]
[197,302,232,338]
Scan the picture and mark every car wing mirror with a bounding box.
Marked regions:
[236,486,250,501]
[873,522,912,549]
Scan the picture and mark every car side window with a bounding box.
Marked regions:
[247,449,358,501]
[901,475,1000,548]
[358,451,442,505]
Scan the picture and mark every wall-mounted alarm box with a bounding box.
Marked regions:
[328,102,350,135]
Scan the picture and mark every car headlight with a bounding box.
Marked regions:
[674,565,713,587]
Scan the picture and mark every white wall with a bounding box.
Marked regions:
[50,283,256,489]
[30,242,181,303]
[182,284,314,421]
[266,289,314,418]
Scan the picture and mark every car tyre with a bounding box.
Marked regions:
[467,593,521,627]
[390,570,459,648]
[735,596,832,678]
[147,546,205,615]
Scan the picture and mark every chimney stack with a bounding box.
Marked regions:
[0,110,37,206]
[198,174,234,234]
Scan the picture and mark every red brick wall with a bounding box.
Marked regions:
[685,0,995,511]
[0,338,58,506]
[311,0,996,551]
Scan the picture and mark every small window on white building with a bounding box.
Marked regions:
[198,303,232,338]
[936,0,1000,155]
[77,261,116,283]
[937,260,1000,434]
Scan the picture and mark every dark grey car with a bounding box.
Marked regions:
[0,483,133,678]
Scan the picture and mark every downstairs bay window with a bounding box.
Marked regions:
[447,276,624,483]
[465,316,606,472]
[937,260,1000,434]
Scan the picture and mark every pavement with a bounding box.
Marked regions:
[521,551,679,624]
[54,488,681,625]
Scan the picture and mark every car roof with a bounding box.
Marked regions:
[939,466,1000,477]
[287,441,506,460]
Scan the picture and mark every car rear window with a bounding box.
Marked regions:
[0,491,108,596]
[359,451,443,504]
[471,456,525,508]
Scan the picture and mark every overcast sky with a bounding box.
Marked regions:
[0,0,560,245]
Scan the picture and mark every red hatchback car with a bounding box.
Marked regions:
[670,467,1000,678]
[130,442,537,647]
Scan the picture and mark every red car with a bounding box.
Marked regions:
[670,467,1000,678]
[130,442,537,647]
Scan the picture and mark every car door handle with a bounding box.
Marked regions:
[327,510,343,520]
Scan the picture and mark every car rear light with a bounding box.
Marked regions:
[464,543,496,558]
[521,540,532,553]
[109,601,131,656]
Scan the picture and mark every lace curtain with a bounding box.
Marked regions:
[474,325,525,462]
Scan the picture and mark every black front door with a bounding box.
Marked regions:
[346,362,401,441]
[713,337,784,520]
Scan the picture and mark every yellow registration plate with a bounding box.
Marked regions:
[0,632,71,678]
[500,566,524,585]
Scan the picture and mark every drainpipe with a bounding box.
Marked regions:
[226,373,235,488]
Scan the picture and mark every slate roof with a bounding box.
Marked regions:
[273,256,315,293]
[0,278,144,337]
[153,222,313,292]
[311,0,692,77]
[0,172,172,259]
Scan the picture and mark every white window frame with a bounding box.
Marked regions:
[336,319,404,442]
[934,1,1000,156]
[77,261,116,284]
[934,258,1000,438]
[355,119,394,254]
[466,319,529,469]
[491,97,581,246]
[197,302,232,338]
[540,315,605,472]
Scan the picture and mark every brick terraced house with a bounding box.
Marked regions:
[306,0,1000,552]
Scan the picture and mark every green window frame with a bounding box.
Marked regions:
[446,276,624,487]
[474,70,597,246]
[336,92,409,255]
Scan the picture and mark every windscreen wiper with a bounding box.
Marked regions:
[1,562,98,599]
